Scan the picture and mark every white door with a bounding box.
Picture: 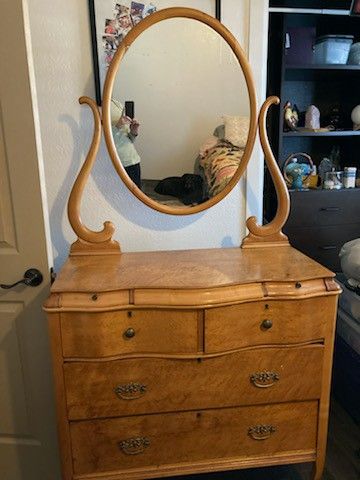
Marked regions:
[0,0,60,478]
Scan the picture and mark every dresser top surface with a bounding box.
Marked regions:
[51,246,334,293]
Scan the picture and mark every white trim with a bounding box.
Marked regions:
[269,7,350,15]
[245,0,269,229]
[22,0,54,268]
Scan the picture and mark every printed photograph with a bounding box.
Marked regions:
[102,34,120,66]
[104,19,118,35]
[130,1,145,25]
[114,3,130,17]
[143,3,157,17]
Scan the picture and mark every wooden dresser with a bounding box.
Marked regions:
[45,8,341,478]
[44,247,340,480]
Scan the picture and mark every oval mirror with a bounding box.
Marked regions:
[103,8,257,215]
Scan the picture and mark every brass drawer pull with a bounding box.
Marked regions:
[114,382,147,400]
[261,319,273,330]
[124,327,135,339]
[248,424,276,440]
[250,371,279,388]
[119,437,150,455]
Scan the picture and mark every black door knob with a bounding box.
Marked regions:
[0,269,43,289]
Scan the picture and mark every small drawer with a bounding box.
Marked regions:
[205,297,332,352]
[70,401,318,476]
[61,309,198,358]
[64,345,323,420]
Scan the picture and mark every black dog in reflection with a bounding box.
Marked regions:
[155,174,206,205]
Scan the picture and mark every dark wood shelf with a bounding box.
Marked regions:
[285,64,360,71]
[283,130,360,137]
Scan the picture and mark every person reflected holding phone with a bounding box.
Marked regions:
[111,99,142,189]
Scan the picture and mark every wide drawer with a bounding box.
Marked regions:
[70,401,318,476]
[285,224,360,272]
[64,346,323,420]
[287,189,360,227]
[61,309,199,358]
[205,297,333,352]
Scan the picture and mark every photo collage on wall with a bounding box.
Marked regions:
[102,2,157,67]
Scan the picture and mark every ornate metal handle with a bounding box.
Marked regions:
[250,371,279,388]
[1,269,43,289]
[114,382,147,400]
[248,425,276,440]
[119,437,150,455]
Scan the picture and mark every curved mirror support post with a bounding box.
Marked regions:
[65,8,289,255]
[68,96,120,255]
[242,96,290,248]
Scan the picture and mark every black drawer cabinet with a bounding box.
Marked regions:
[284,190,360,272]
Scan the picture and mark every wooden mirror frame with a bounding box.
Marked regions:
[102,7,258,216]
[67,8,290,254]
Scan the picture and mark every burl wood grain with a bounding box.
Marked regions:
[49,247,334,295]
[70,402,318,476]
[205,297,336,352]
[64,345,323,420]
[61,309,199,358]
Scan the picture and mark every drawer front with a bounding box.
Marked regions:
[70,401,318,476]
[285,224,360,272]
[205,297,332,352]
[287,189,360,227]
[61,309,199,358]
[65,346,323,420]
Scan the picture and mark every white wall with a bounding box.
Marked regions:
[26,0,268,271]
[116,19,250,178]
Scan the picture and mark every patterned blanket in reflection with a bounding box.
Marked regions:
[199,140,245,197]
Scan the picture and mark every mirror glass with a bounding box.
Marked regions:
[110,17,250,208]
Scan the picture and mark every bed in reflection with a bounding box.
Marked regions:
[142,117,249,207]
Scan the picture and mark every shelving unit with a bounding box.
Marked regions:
[266,3,360,271]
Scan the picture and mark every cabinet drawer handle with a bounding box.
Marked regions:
[124,327,135,339]
[320,207,340,212]
[248,425,276,441]
[261,319,273,330]
[114,382,147,400]
[250,371,279,388]
[319,245,337,251]
[119,437,150,455]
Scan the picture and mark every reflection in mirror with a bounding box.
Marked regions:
[111,18,250,208]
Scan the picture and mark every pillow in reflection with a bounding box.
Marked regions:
[223,115,249,148]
